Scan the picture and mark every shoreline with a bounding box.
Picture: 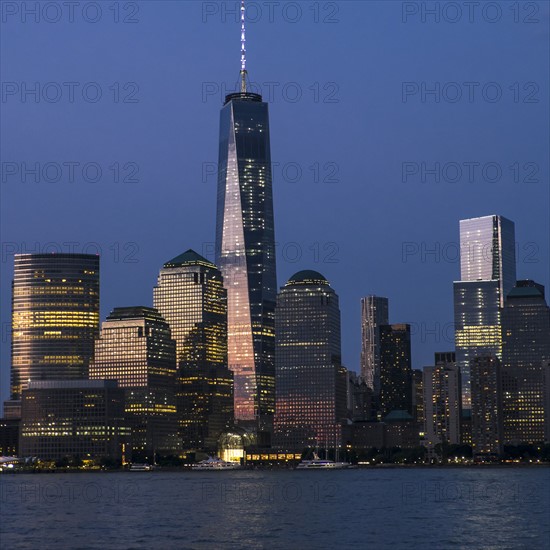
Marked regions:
[2,462,549,474]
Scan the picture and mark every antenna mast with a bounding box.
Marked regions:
[240,0,247,92]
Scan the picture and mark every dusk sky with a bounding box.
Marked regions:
[1,1,549,405]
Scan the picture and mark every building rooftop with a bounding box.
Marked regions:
[163,249,216,269]
[383,410,414,422]
[508,287,544,298]
[106,306,165,322]
[26,380,118,390]
[507,280,545,300]
[286,270,329,286]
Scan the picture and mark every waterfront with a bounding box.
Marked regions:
[1,467,549,549]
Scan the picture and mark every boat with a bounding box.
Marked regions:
[296,458,351,469]
[296,452,351,469]
[129,463,154,471]
[192,456,241,470]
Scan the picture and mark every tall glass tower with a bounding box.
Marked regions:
[215,4,276,435]
[454,215,516,409]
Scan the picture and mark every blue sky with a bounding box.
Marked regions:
[1,1,549,404]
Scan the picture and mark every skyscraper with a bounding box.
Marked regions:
[153,250,233,452]
[89,307,179,461]
[454,215,516,408]
[470,355,503,456]
[360,296,389,394]
[153,250,227,362]
[423,352,462,448]
[379,324,413,418]
[273,271,347,451]
[10,253,100,401]
[501,280,550,368]
[214,8,277,435]
[501,281,550,444]
[411,369,424,428]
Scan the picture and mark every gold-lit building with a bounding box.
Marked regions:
[10,253,100,401]
[153,250,233,453]
[89,307,179,461]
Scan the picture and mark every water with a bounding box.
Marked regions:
[1,467,549,549]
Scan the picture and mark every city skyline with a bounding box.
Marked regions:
[1,2,548,408]
[1,3,549,549]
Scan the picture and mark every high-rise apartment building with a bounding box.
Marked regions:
[423,352,462,447]
[379,324,413,418]
[360,296,389,394]
[470,355,503,456]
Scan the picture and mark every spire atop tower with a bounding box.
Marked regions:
[240,0,247,92]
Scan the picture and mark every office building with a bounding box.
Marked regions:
[501,281,550,444]
[273,271,347,451]
[10,253,100,401]
[153,250,233,451]
[454,215,516,408]
[214,33,277,436]
[19,380,129,462]
[90,307,179,461]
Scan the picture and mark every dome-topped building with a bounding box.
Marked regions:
[286,270,329,286]
[274,269,347,452]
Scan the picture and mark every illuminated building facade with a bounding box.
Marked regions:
[379,324,413,418]
[360,296,389,394]
[502,281,550,368]
[90,307,179,460]
[153,250,227,363]
[19,380,129,462]
[470,355,503,456]
[501,281,550,444]
[454,215,516,409]
[10,253,100,400]
[273,271,347,451]
[215,88,277,436]
[153,250,233,452]
[412,369,424,425]
[423,352,462,447]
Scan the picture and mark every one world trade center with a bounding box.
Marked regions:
[215,1,277,441]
